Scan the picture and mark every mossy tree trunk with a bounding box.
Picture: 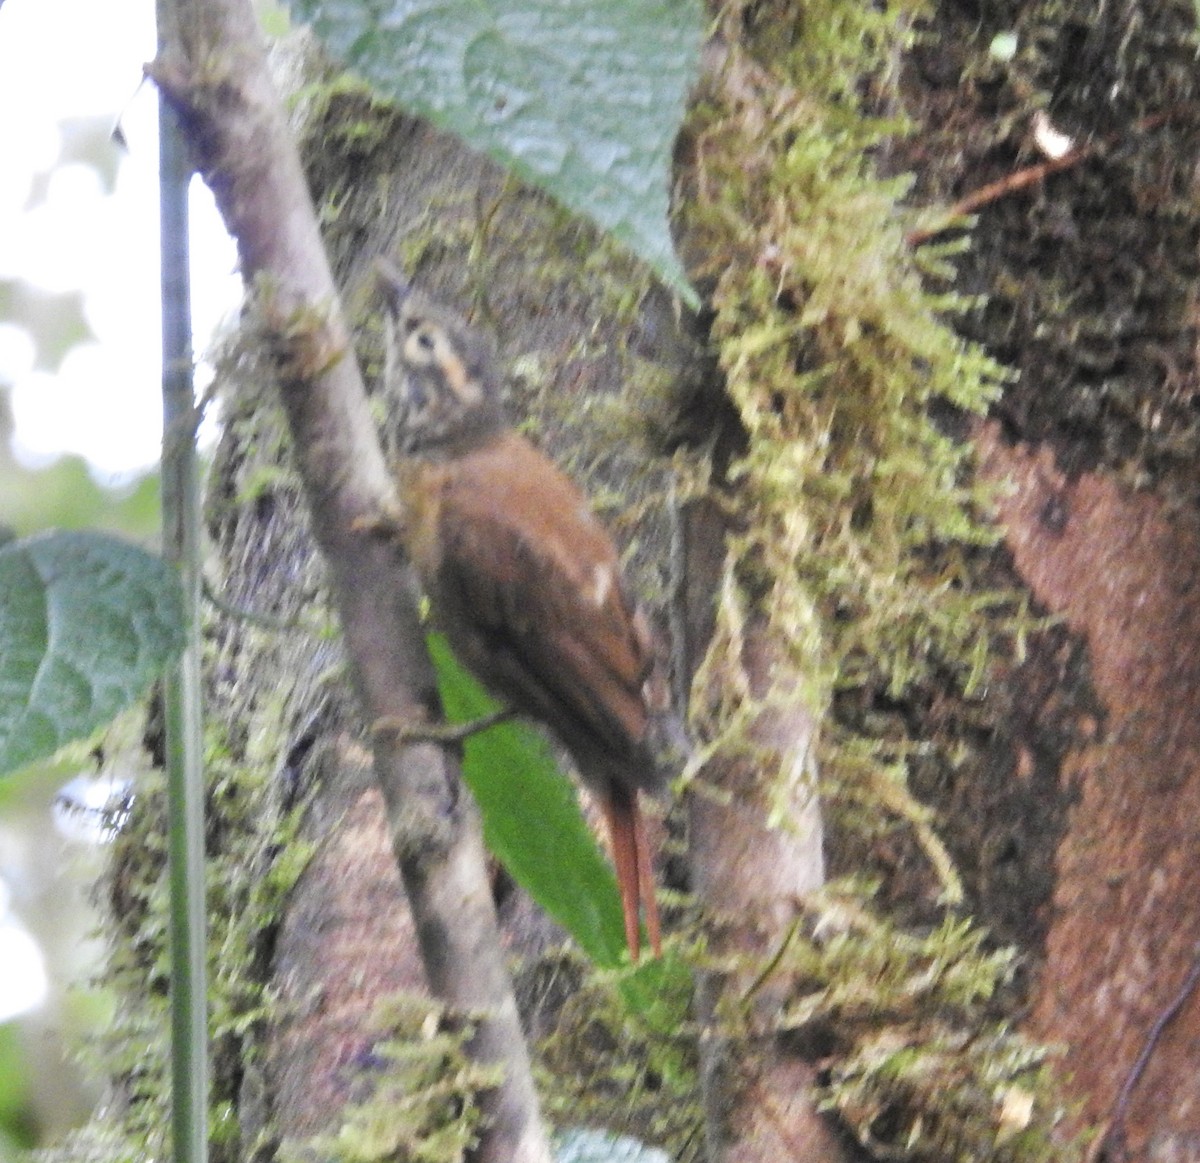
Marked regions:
[903,3,1200,1158]
[72,1,1200,1162]
[187,16,846,1160]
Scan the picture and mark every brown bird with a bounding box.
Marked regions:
[375,267,673,960]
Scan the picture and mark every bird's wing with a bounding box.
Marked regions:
[431,432,655,766]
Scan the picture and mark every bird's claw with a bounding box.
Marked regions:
[371,707,514,746]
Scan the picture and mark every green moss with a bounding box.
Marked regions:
[764,885,1080,1161]
[290,995,499,1163]
[535,951,704,1160]
[685,0,1016,873]
[68,717,316,1163]
[290,72,414,201]
[676,0,1085,1157]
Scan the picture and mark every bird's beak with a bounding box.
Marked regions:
[375,260,411,315]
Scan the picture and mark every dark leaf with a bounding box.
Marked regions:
[0,531,185,776]
[290,0,701,305]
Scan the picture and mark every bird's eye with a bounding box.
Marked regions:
[404,324,440,364]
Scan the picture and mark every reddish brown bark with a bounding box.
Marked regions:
[266,742,427,1140]
[979,424,1200,1157]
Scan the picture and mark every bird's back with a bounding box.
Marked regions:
[402,430,666,793]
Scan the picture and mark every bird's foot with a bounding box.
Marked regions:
[372,707,514,746]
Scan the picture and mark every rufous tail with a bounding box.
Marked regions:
[602,784,662,961]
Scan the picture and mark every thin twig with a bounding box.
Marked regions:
[740,917,801,1004]
[157,12,208,1157]
[201,574,312,633]
[1095,951,1200,1162]
[372,707,515,745]
[907,108,1178,247]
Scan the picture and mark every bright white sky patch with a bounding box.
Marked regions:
[0,0,241,1021]
[0,876,47,1022]
[0,0,239,481]
[0,920,47,1022]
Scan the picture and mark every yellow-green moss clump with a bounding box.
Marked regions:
[536,951,703,1159]
[679,0,1081,1158]
[45,720,315,1163]
[686,0,1014,861]
[291,996,499,1163]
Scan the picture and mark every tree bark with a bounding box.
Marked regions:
[675,490,852,1162]
[900,3,1200,1155]
[148,3,551,1159]
[978,425,1200,1157]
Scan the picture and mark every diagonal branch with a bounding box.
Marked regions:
[147,3,552,1160]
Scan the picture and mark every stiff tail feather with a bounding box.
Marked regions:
[602,783,662,961]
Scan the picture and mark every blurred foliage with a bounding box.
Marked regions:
[0,1024,34,1155]
[0,447,166,1131]
[0,750,112,1151]
[24,116,122,206]
[0,94,164,1157]
[0,282,93,375]
[0,373,159,545]
[0,454,160,543]
[1,113,121,375]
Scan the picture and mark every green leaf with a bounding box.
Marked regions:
[427,632,630,967]
[290,0,702,306]
[555,1127,671,1163]
[0,531,185,776]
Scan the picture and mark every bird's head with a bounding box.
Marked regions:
[377,263,505,454]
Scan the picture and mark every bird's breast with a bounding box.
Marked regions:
[393,459,446,580]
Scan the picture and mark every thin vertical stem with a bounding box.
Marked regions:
[158,1,208,1156]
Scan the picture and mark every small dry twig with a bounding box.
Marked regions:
[907,109,1177,247]
[1087,951,1200,1163]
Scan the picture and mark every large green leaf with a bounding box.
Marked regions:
[427,632,630,967]
[0,531,185,776]
[289,0,702,305]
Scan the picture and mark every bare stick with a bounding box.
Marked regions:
[373,708,516,745]
[147,5,552,1160]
